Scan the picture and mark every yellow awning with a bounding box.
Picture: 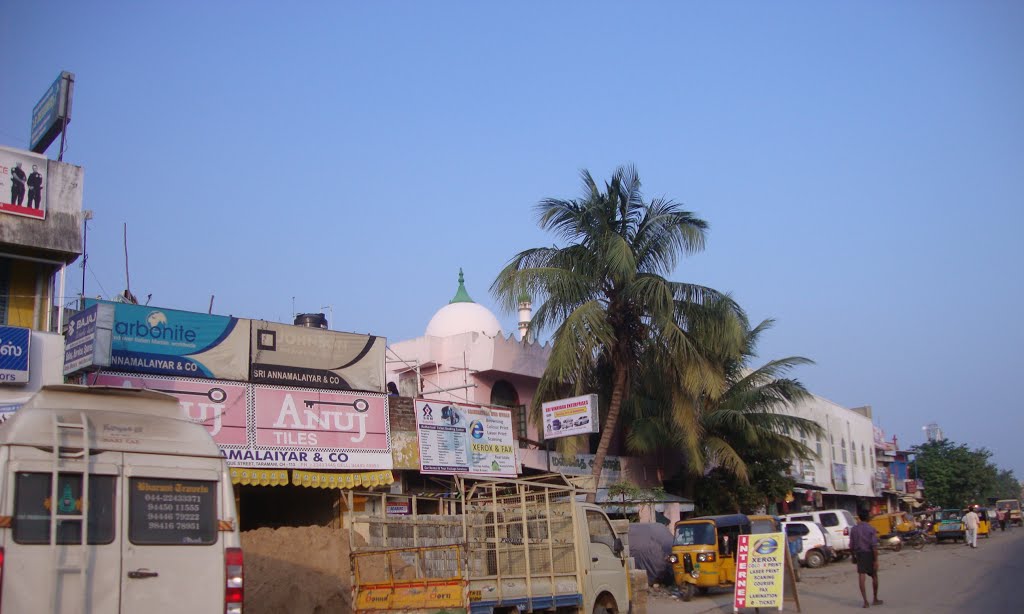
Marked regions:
[230,468,290,486]
[292,469,394,490]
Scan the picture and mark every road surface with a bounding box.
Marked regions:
[647,525,1023,612]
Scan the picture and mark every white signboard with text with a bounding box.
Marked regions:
[542,394,599,440]
[415,399,517,477]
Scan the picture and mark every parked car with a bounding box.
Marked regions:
[781,509,857,556]
[783,521,835,569]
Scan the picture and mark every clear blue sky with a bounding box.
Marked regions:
[3,2,1022,479]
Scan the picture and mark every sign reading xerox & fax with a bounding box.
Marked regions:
[85,299,249,381]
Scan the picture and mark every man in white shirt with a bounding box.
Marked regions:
[962,506,980,548]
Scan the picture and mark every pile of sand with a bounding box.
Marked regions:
[242,525,352,614]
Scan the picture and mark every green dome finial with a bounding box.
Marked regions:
[450,268,474,304]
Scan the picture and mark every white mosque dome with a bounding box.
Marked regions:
[425,270,504,338]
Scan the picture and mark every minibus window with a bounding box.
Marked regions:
[13,473,116,545]
[128,477,217,545]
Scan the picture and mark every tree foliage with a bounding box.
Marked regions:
[693,455,796,515]
[910,440,1000,508]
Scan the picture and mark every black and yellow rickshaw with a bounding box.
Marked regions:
[669,514,751,601]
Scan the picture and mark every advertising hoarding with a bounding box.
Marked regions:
[832,463,848,492]
[415,399,517,477]
[0,326,31,384]
[250,321,385,393]
[86,300,250,381]
[63,303,115,375]
[0,145,48,220]
[30,72,74,154]
[733,533,786,610]
[93,373,392,470]
[542,394,599,440]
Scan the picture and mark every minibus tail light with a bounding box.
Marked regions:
[225,547,243,614]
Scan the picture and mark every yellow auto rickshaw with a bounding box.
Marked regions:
[976,507,992,538]
[669,514,751,601]
[869,511,914,536]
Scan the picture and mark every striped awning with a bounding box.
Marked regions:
[230,468,394,489]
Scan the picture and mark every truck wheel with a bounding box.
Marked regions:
[680,583,696,602]
[593,593,618,614]
[805,549,826,569]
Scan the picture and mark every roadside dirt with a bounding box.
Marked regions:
[242,525,351,614]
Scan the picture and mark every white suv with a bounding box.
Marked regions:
[781,509,857,555]
[783,521,835,568]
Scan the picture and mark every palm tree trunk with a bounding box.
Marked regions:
[588,367,627,503]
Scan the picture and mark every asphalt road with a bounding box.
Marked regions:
[647,525,1024,613]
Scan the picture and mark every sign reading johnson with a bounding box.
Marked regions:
[250,321,385,393]
[85,300,249,381]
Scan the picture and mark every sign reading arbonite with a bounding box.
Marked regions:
[0,145,48,220]
[250,321,385,393]
[415,399,517,477]
[0,325,31,384]
[63,303,115,375]
[542,393,599,440]
[86,299,250,381]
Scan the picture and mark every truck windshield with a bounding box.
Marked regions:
[674,522,716,546]
[935,510,959,521]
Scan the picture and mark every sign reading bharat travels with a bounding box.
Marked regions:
[92,373,392,470]
[86,299,250,381]
[250,321,385,393]
[63,303,115,375]
[415,399,517,477]
[0,145,48,220]
[733,532,786,611]
[542,393,599,440]
[0,325,30,384]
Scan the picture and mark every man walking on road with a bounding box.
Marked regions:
[850,509,882,608]
[963,506,980,548]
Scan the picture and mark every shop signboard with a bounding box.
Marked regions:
[0,325,31,384]
[250,321,385,393]
[733,533,786,610]
[63,303,115,375]
[541,393,599,440]
[0,145,48,220]
[30,71,74,154]
[86,299,250,381]
[832,463,848,492]
[92,373,392,470]
[93,373,248,447]
[548,452,622,486]
[251,386,391,470]
[415,399,517,477]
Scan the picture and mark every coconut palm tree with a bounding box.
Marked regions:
[491,165,743,499]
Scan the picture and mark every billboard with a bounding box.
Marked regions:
[0,326,31,384]
[733,533,786,610]
[832,463,848,492]
[31,71,74,154]
[86,300,250,381]
[63,303,115,375]
[0,145,48,220]
[93,373,392,470]
[250,321,385,393]
[415,399,517,477]
[542,394,599,439]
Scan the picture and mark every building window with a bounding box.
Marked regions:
[852,441,857,465]
[0,259,9,325]
[861,445,867,466]
[816,436,823,458]
[830,435,836,461]
[841,438,847,463]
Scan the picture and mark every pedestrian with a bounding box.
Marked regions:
[26,164,43,209]
[997,507,1008,532]
[962,506,980,548]
[849,509,883,608]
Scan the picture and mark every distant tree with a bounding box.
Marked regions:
[911,440,997,508]
[693,454,796,515]
[986,469,1022,502]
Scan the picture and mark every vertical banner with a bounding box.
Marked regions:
[64,303,115,375]
[733,533,785,611]
[415,399,517,476]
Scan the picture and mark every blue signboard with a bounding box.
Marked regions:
[64,303,115,375]
[85,300,249,381]
[0,326,31,384]
[30,71,74,154]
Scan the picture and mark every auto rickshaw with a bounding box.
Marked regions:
[868,511,914,551]
[931,509,965,543]
[976,506,991,538]
[669,514,751,601]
